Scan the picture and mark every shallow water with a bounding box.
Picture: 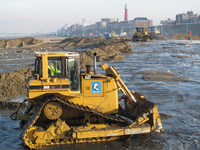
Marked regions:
[0,49,35,72]
[0,40,200,149]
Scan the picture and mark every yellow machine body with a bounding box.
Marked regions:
[11,51,163,149]
[26,51,118,114]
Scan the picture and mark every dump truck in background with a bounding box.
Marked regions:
[10,51,163,149]
[133,27,153,42]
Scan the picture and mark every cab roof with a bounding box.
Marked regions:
[35,51,79,57]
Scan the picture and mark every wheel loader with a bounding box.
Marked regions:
[10,51,163,149]
[133,27,153,42]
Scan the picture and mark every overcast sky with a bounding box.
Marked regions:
[1,0,199,33]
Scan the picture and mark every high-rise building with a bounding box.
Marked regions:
[124,4,128,21]
[82,18,85,25]
[82,18,87,27]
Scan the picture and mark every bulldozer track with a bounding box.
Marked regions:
[22,95,128,148]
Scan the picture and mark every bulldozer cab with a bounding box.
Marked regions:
[136,27,144,32]
[34,52,80,91]
[135,27,148,34]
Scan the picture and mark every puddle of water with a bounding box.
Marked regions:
[1,95,26,103]
[0,57,35,62]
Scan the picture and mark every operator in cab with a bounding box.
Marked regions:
[48,60,61,76]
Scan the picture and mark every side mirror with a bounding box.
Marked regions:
[35,74,39,80]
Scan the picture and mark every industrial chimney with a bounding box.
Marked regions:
[124,4,128,21]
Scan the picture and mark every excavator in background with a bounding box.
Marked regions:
[111,31,118,37]
[133,27,153,42]
[10,51,163,149]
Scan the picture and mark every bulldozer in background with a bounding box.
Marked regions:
[133,27,153,42]
[148,26,161,35]
[10,51,163,149]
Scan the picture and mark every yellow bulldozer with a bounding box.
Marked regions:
[133,27,153,42]
[10,51,163,149]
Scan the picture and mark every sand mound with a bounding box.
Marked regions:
[53,37,133,70]
[78,39,133,70]
[171,55,189,58]
[150,34,170,40]
[0,37,43,49]
[190,35,200,40]
[159,113,173,120]
[150,33,200,40]
[172,33,190,40]
[0,68,34,99]
[138,70,189,81]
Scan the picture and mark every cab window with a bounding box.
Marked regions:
[68,58,79,91]
[35,58,42,77]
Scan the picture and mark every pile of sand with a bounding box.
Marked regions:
[190,35,200,40]
[78,39,133,70]
[0,68,34,100]
[172,33,189,40]
[150,34,169,40]
[150,33,200,40]
[0,37,44,49]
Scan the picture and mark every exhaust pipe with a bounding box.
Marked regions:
[93,53,97,75]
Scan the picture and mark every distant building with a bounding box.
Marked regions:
[86,24,95,30]
[95,22,101,30]
[160,18,174,25]
[70,24,84,32]
[82,18,86,25]
[176,11,199,24]
[148,20,153,27]
[82,18,87,27]
[57,24,70,35]
[101,18,116,24]
[129,17,152,27]
[107,21,119,29]
[116,21,129,28]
